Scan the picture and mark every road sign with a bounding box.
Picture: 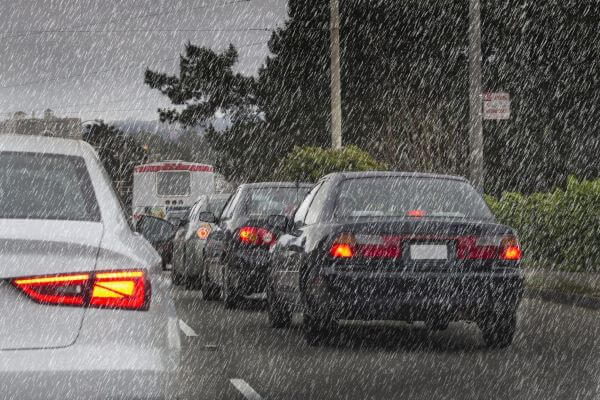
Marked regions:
[483,92,510,120]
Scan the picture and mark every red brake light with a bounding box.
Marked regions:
[457,236,522,261]
[407,209,426,217]
[13,270,150,310]
[330,234,402,259]
[196,224,211,240]
[90,270,149,310]
[13,274,89,306]
[500,237,522,261]
[330,243,354,258]
[238,226,277,247]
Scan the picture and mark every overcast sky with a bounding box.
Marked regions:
[0,0,287,121]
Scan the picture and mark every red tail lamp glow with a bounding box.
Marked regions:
[330,243,354,258]
[407,209,426,217]
[238,226,277,246]
[196,224,212,240]
[13,270,150,310]
[500,237,522,261]
[329,233,402,259]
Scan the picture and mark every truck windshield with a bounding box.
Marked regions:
[157,171,190,196]
[0,153,101,221]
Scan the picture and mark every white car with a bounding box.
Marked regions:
[0,135,181,400]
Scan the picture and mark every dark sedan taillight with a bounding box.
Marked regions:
[238,226,277,247]
[457,235,522,261]
[330,233,403,259]
[330,233,522,262]
[12,269,150,310]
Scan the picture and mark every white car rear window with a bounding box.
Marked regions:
[0,152,101,221]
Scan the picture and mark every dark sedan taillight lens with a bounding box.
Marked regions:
[12,269,150,310]
[458,236,522,261]
[330,233,402,259]
[500,237,522,261]
[238,226,277,247]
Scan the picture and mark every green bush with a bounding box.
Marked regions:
[486,176,600,272]
[275,145,387,182]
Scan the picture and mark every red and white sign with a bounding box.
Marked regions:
[134,162,214,173]
[483,92,510,120]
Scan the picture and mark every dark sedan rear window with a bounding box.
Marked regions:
[240,187,310,217]
[0,152,100,221]
[334,177,493,221]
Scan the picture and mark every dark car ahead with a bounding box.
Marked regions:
[267,172,523,348]
[202,182,312,308]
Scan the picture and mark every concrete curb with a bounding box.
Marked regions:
[524,287,600,311]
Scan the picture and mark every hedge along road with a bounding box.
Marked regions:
[171,286,600,400]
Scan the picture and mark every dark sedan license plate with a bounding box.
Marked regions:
[409,244,448,260]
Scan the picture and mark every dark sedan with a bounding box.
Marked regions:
[203,182,312,308]
[267,172,523,348]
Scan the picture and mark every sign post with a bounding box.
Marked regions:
[468,0,483,193]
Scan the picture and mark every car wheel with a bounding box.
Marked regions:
[267,284,291,328]
[303,313,333,346]
[222,269,239,310]
[479,311,517,349]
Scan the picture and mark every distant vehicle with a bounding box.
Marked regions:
[267,172,523,348]
[171,193,231,290]
[0,135,180,400]
[132,160,216,225]
[136,214,178,270]
[203,182,312,308]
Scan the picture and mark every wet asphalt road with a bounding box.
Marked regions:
[171,285,600,400]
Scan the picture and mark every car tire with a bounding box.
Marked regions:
[480,311,517,349]
[267,284,292,328]
[303,313,333,346]
[222,269,239,310]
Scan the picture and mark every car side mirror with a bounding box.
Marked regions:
[135,215,177,244]
[268,214,291,234]
[197,211,216,224]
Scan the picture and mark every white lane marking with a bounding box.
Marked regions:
[178,319,198,337]
[230,379,263,400]
[174,289,204,300]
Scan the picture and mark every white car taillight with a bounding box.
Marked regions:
[12,269,151,310]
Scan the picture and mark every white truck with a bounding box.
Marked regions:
[133,160,216,224]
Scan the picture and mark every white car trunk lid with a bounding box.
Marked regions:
[0,220,103,350]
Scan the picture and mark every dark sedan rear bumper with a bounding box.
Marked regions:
[305,268,523,322]
[228,248,270,295]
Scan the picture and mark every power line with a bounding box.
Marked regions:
[0,56,178,90]
[0,41,266,90]
[0,0,252,40]
[0,28,272,36]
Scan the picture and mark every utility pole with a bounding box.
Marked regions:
[469,0,483,192]
[330,0,342,149]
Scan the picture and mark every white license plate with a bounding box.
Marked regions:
[410,244,448,260]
